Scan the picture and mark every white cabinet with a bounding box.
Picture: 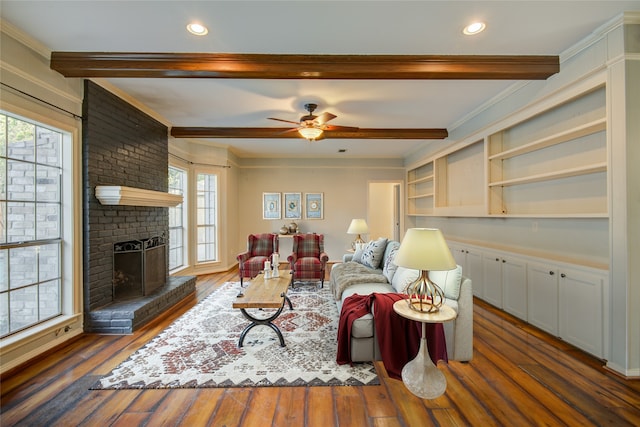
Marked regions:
[482,251,527,318]
[527,261,559,335]
[449,243,483,298]
[502,257,528,320]
[527,260,606,358]
[559,267,605,358]
[482,251,503,307]
[447,240,607,359]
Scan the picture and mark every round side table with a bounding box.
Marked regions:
[392,300,457,399]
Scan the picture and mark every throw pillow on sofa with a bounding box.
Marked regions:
[352,246,365,264]
[391,266,420,293]
[359,238,388,269]
[429,265,463,300]
[382,243,400,283]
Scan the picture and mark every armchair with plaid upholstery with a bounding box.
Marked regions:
[237,233,279,286]
[287,233,329,288]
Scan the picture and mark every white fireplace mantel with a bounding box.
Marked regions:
[95,185,183,207]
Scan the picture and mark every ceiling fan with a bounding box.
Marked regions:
[267,103,359,141]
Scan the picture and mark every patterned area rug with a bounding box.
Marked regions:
[93,282,379,389]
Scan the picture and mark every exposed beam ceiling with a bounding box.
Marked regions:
[170,127,449,140]
[3,1,634,157]
[50,52,559,80]
[51,52,557,141]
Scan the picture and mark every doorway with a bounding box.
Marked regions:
[367,181,402,241]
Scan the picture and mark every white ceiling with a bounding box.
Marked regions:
[2,1,639,158]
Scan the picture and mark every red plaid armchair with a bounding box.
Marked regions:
[287,233,329,288]
[237,233,279,286]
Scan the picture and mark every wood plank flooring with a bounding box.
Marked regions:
[1,268,639,426]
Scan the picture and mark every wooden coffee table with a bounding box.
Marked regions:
[232,270,293,347]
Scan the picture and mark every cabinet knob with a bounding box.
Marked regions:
[495,258,499,261]
[561,273,566,278]
[502,259,506,263]
[549,271,555,275]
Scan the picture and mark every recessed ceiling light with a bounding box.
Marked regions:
[463,22,486,36]
[187,22,208,36]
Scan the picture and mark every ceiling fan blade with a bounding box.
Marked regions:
[314,112,337,125]
[268,117,301,125]
[324,124,359,132]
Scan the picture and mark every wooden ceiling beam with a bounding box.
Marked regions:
[51,52,559,80]
[170,127,448,140]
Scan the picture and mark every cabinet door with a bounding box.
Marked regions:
[527,262,559,335]
[466,249,483,298]
[559,267,604,358]
[502,257,528,320]
[482,252,503,307]
[449,244,466,269]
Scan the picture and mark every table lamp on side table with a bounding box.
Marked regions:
[394,228,456,313]
[347,218,369,251]
[393,228,457,399]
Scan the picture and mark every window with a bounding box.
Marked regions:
[168,166,186,271]
[196,173,218,262]
[0,113,64,337]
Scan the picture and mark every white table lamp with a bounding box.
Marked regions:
[347,219,369,250]
[394,228,456,313]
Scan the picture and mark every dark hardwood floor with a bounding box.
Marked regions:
[1,268,639,426]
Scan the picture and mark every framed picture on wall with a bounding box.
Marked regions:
[305,192,324,219]
[283,192,302,219]
[263,192,281,219]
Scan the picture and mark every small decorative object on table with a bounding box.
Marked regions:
[264,260,271,278]
[272,253,280,276]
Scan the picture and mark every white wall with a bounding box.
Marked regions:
[236,158,404,262]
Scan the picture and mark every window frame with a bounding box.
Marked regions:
[194,170,219,264]
[168,165,188,273]
[0,100,82,364]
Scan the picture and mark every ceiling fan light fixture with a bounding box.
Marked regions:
[298,127,323,141]
[187,22,208,36]
[463,22,486,35]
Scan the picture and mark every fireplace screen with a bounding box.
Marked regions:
[113,236,166,300]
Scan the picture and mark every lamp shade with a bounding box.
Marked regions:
[394,228,456,271]
[347,219,369,235]
[298,127,323,140]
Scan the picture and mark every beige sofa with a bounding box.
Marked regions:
[330,238,473,362]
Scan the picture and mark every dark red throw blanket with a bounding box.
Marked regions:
[336,293,448,380]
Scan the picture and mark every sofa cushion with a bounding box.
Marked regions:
[339,283,394,338]
[429,265,463,300]
[382,241,400,283]
[390,266,420,293]
[359,238,388,269]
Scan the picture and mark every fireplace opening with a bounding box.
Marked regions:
[113,235,166,300]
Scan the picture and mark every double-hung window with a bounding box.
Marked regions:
[168,166,187,271]
[0,112,64,337]
[196,173,218,263]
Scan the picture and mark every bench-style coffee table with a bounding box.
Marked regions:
[232,270,293,347]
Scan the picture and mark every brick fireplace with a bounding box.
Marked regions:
[82,81,194,334]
